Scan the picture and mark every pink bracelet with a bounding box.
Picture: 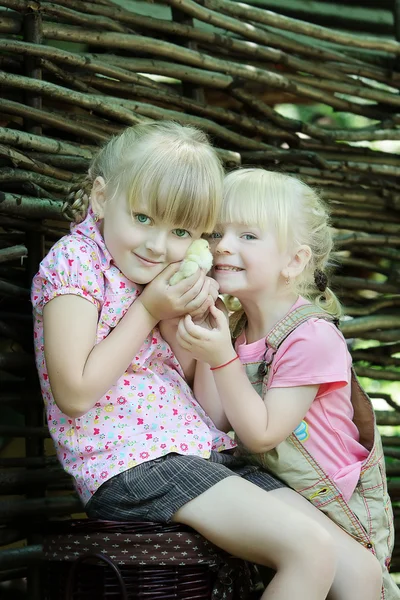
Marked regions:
[210,355,240,371]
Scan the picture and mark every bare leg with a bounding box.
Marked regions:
[172,477,336,600]
[271,488,382,600]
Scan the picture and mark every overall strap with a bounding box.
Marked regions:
[267,304,336,351]
[231,303,337,379]
[230,304,336,350]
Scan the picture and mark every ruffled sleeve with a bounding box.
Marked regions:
[31,234,105,315]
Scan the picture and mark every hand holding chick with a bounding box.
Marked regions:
[169,239,213,286]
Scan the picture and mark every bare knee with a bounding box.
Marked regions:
[328,546,382,600]
[173,477,336,586]
[364,551,382,595]
[282,518,336,580]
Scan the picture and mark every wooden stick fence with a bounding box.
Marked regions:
[0,0,400,595]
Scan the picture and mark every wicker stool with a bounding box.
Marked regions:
[42,519,259,600]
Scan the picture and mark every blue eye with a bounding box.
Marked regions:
[173,228,191,238]
[135,213,151,224]
[208,232,222,240]
[241,233,257,240]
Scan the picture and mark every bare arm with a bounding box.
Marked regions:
[159,275,219,386]
[160,320,231,431]
[191,295,231,430]
[179,296,231,431]
[44,264,211,418]
[159,318,196,385]
[176,305,318,452]
[44,294,157,418]
[210,359,317,452]
[193,361,231,432]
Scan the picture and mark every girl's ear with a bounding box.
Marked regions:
[90,176,107,219]
[284,244,312,279]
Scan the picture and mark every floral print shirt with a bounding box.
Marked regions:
[31,208,235,505]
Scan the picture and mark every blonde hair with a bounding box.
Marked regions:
[64,121,224,233]
[222,168,342,319]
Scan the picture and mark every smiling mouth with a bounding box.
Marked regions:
[134,254,163,266]
[214,265,244,272]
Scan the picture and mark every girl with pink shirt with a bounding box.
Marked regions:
[177,168,394,598]
[32,125,378,600]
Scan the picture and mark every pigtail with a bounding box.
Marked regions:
[62,174,93,223]
[295,184,343,321]
[314,286,342,320]
[62,128,116,223]
[303,257,343,321]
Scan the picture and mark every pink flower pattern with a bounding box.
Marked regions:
[32,208,235,505]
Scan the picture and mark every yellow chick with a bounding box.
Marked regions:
[169,239,213,285]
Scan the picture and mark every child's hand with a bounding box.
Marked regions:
[193,297,227,329]
[176,304,235,367]
[190,277,219,324]
[138,263,212,322]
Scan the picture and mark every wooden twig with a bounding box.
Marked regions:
[26,153,90,170]
[241,149,329,169]
[0,127,94,157]
[355,366,400,381]
[15,22,385,119]
[0,193,64,220]
[289,73,400,108]
[353,329,400,343]
[352,351,400,369]
[0,546,43,569]
[334,275,398,294]
[79,75,297,143]
[375,411,400,426]
[0,169,71,194]
[332,218,400,236]
[86,54,233,89]
[205,0,400,55]
[34,0,356,85]
[334,232,400,248]
[35,0,132,33]
[163,0,359,64]
[0,39,165,91]
[0,142,78,181]
[40,58,100,94]
[0,496,82,521]
[23,0,42,135]
[331,207,400,224]
[0,245,27,264]
[0,72,145,126]
[0,278,30,297]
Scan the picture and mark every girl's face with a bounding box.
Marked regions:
[209,223,290,300]
[98,189,203,284]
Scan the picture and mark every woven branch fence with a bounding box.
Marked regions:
[0,0,400,596]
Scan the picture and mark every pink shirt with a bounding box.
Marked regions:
[236,297,369,502]
[31,208,235,505]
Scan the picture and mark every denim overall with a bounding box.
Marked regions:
[231,305,398,599]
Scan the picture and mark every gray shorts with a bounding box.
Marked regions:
[86,451,285,523]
